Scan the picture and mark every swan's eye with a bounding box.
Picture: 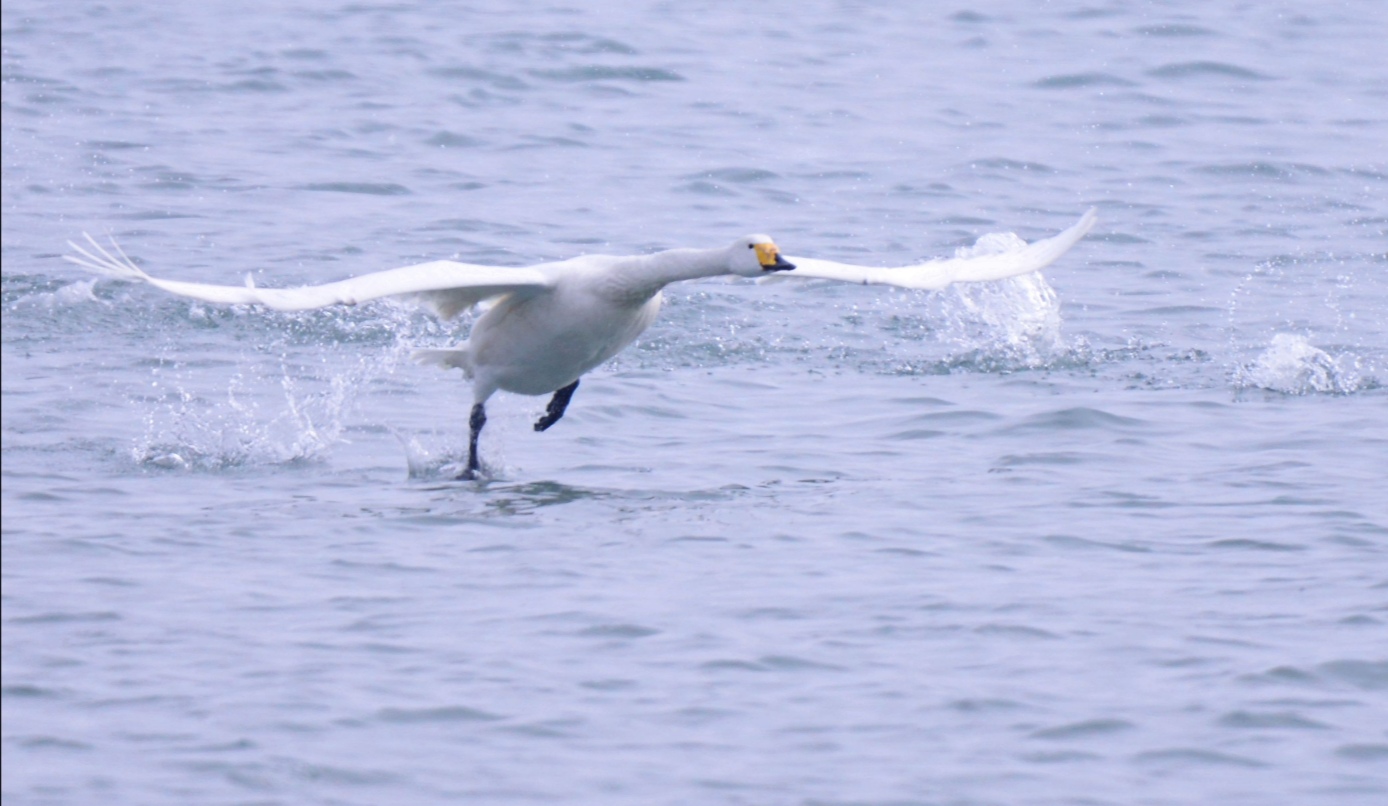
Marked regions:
[748,244,754,249]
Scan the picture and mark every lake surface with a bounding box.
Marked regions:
[3,2,1386,804]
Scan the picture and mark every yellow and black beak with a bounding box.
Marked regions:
[754,242,796,272]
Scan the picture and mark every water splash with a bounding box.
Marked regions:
[933,232,1066,371]
[393,428,472,481]
[1226,254,1384,396]
[7,277,103,309]
[134,355,378,471]
[1234,333,1370,395]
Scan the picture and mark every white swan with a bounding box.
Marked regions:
[65,209,1096,477]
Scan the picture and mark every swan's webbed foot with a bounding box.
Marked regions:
[534,380,580,432]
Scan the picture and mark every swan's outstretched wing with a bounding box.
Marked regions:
[777,208,1097,291]
[64,234,551,320]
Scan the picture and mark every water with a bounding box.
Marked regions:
[3,2,1386,804]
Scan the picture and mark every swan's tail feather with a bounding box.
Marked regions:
[64,233,150,281]
[412,347,473,375]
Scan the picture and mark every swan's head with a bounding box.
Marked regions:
[729,234,795,277]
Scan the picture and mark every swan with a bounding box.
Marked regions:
[65,209,1096,478]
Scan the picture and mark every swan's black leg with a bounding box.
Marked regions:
[534,380,580,432]
[461,402,487,479]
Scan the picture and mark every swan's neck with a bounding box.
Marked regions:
[626,246,731,288]
[591,246,732,306]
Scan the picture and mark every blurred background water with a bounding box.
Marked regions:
[3,2,1386,804]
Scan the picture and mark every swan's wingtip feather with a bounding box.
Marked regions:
[62,254,103,272]
[65,232,149,281]
[1063,207,1099,241]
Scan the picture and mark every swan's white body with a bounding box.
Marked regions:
[414,247,755,402]
[66,209,1096,476]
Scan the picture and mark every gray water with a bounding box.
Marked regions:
[3,2,1387,804]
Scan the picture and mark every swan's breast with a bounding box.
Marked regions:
[468,279,663,396]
